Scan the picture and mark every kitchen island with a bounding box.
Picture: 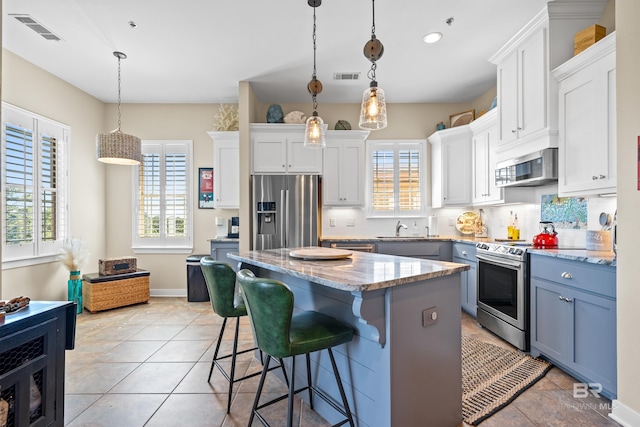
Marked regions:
[228,247,469,427]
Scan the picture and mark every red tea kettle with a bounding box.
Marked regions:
[533,221,558,247]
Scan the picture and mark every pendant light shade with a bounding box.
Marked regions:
[303,0,326,148]
[96,51,141,165]
[304,113,326,148]
[359,82,387,130]
[359,0,388,131]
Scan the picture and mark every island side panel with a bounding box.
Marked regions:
[246,264,391,427]
[242,263,462,426]
[388,273,463,426]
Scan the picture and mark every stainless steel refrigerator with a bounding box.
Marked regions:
[253,175,319,250]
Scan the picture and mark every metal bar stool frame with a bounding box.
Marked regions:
[237,269,355,427]
[200,257,287,413]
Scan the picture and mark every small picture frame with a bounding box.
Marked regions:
[199,168,214,209]
[449,109,475,128]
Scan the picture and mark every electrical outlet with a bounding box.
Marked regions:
[347,218,355,227]
[422,306,438,327]
[448,217,455,226]
[330,218,336,227]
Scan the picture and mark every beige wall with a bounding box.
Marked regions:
[102,103,220,292]
[614,0,640,418]
[256,101,473,138]
[1,49,107,300]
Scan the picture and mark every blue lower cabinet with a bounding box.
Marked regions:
[453,242,477,317]
[210,240,240,272]
[530,254,616,399]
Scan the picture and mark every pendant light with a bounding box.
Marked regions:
[359,0,388,131]
[96,51,142,165]
[303,0,326,148]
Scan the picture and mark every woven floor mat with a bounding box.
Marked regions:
[462,335,552,425]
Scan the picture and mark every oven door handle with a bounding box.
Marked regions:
[476,254,522,269]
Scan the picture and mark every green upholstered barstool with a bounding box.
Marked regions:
[200,257,287,413]
[236,269,355,427]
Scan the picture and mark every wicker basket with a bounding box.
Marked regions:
[82,271,150,313]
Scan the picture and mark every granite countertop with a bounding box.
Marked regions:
[528,248,617,266]
[228,247,470,292]
[320,236,616,266]
[209,237,239,242]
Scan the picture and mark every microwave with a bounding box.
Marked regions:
[495,148,558,187]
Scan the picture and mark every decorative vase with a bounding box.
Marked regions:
[68,271,83,314]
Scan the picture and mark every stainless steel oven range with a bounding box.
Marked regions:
[475,242,529,351]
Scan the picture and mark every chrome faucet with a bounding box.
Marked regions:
[395,221,408,237]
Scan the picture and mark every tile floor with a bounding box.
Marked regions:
[64,298,619,426]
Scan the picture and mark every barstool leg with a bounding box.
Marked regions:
[226,317,241,413]
[209,317,228,381]
[288,356,296,427]
[249,356,271,427]
[328,348,355,427]
[305,353,314,410]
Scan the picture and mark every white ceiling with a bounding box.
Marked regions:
[2,0,549,105]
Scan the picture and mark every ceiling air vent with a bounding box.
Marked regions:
[333,72,360,81]
[11,14,62,41]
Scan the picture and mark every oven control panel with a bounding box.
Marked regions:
[476,242,527,260]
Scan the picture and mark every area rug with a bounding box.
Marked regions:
[462,335,552,425]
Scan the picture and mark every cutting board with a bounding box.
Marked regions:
[289,247,353,260]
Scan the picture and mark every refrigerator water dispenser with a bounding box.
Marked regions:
[257,202,276,236]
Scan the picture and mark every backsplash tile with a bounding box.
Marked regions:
[540,194,587,229]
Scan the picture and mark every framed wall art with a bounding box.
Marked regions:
[449,109,475,128]
[199,167,214,209]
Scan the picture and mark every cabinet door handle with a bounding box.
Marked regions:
[599,174,606,179]
[462,251,467,256]
[564,297,573,303]
[592,176,598,180]
[561,272,572,279]
[558,295,564,301]
[511,129,517,133]
[282,164,285,168]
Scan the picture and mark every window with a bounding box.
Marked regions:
[1,103,69,268]
[132,140,193,253]
[367,140,425,217]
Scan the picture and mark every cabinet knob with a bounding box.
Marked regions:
[561,272,572,279]
[462,251,467,256]
[558,295,564,301]
[592,176,598,180]
[564,297,573,303]
[599,174,605,179]
[511,129,517,133]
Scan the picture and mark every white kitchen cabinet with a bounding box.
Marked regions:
[428,126,472,208]
[469,110,535,206]
[470,110,501,205]
[322,130,370,206]
[208,131,239,209]
[489,4,607,162]
[251,123,323,174]
[554,32,616,197]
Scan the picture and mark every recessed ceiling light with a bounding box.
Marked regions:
[423,32,442,44]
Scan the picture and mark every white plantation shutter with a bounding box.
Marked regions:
[2,103,69,265]
[133,140,192,252]
[369,140,425,216]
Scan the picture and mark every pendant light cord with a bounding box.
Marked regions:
[368,0,378,82]
[311,4,318,112]
[117,54,122,132]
